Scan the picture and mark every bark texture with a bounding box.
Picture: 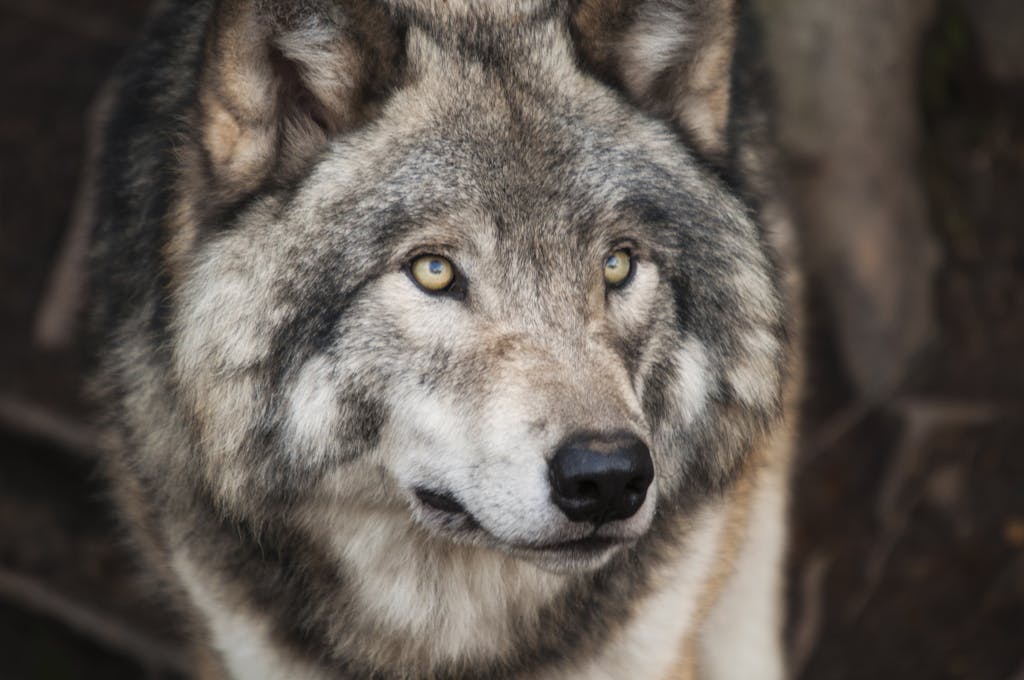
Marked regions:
[756,0,940,398]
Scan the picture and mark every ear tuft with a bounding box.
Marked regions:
[573,0,737,159]
[197,0,402,200]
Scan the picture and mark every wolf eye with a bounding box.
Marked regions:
[409,254,456,292]
[604,249,633,287]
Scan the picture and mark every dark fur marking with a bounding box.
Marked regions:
[640,355,673,430]
[346,392,388,454]
[669,272,695,333]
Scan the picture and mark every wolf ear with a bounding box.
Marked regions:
[572,0,737,159]
[197,0,402,199]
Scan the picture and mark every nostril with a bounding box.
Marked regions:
[627,474,652,493]
[575,480,600,500]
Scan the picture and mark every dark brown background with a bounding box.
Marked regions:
[1,1,1022,678]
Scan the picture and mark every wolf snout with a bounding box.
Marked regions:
[548,432,654,525]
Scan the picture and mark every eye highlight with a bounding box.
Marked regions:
[603,249,633,288]
[409,254,456,293]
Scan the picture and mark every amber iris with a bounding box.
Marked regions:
[411,254,455,292]
[604,250,632,286]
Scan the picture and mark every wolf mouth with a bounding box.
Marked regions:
[518,535,625,553]
[414,488,468,515]
[413,487,633,557]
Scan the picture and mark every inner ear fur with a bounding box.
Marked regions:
[197,0,402,201]
[572,0,737,160]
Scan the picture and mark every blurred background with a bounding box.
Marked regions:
[0,0,1021,678]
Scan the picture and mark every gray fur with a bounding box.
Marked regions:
[88,0,798,677]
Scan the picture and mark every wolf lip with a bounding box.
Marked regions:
[415,488,468,515]
[523,535,625,553]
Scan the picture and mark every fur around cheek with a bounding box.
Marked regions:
[605,261,661,332]
[373,271,473,339]
[170,289,276,504]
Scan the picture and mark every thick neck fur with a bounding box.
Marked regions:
[173,488,713,679]
[164,448,709,678]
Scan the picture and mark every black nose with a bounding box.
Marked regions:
[548,432,654,524]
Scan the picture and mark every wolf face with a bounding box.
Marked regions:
[91,0,792,674]
[163,0,784,576]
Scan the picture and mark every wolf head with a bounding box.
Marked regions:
[165,0,785,574]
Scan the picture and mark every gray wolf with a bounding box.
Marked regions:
[87,0,801,677]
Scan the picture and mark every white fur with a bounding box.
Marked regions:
[731,266,780,324]
[276,21,360,98]
[315,497,566,665]
[608,261,661,332]
[673,336,712,425]
[173,235,294,505]
[175,238,287,377]
[620,7,691,94]
[698,457,788,679]
[286,355,340,465]
[727,328,781,407]
[541,506,729,680]
[172,551,328,680]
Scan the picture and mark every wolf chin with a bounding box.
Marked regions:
[87,0,801,677]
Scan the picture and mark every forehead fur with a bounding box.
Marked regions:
[296,20,734,233]
[389,0,558,20]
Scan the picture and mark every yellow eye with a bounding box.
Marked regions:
[410,254,456,292]
[603,249,632,287]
